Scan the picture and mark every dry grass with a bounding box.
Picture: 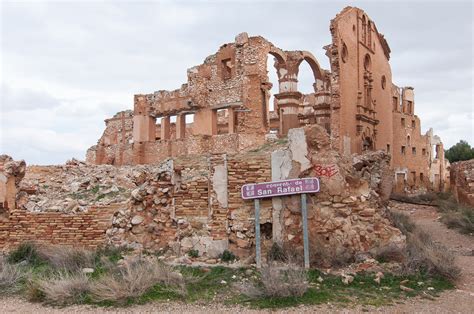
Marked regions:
[392,192,474,234]
[388,209,461,282]
[404,228,461,282]
[310,235,353,268]
[237,263,308,299]
[374,243,406,263]
[33,272,90,305]
[36,244,96,273]
[89,257,185,303]
[0,257,28,294]
[388,210,416,234]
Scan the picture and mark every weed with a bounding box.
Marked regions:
[36,245,96,273]
[89,257,184,304]
[388,210,416,234]
[403,228,460,282]
[91,185,100,194]
[35,272,90,305]
[0,257,29,294]
[374,243,405,263]
[7,242,42,266]
[188,249,199,258]
[267,243,287,262]
[220,250,236,262]
[236,264,308,299]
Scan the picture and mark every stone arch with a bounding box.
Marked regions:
[268,46,287,67]
[298,51,324,81]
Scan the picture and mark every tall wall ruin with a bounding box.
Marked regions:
[86,6,449,195]
[0,6,458,263]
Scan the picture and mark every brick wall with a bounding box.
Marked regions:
[0,205,116,250]
[450,159,474,206]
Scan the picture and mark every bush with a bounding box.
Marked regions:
[36,245,96,273]
[237,264,308,298]
[404,228,461,282]
[388,208,461,282]
[374,243,406,263]
[188,249,199,258]
[310,235,353,268]
[436,196,474,234]
[388,210,416,234]
[220,250,236,262]
[94,245,130,264]
[267,243,287,262]
[34,272,90,305]
[89,257,185,304]
[441,208,474,234]
[7,242,42,266]
[0,257,28,294]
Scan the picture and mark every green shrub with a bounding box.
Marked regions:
[7,242,42,266]
[220,250,236,262]
[0,257,29,294]
[188,249,199,258]
[94,245,130,264]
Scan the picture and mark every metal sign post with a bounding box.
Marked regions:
[301,193,309,269]
[254,199,261,268]
[242,177,320,269]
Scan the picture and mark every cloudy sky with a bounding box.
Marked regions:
[1,0,472,165]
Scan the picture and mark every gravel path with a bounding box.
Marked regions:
[1,201,473,313]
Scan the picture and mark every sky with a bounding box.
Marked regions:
[0,0,472,165]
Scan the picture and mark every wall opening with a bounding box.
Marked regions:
[266,55,279,112]
[217,109,229,135]
[260,222,272,240]
[298,60,316,95]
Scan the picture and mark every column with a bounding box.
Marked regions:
[176,114,186,139]
[228,108,237,134]
[161,116,170,140]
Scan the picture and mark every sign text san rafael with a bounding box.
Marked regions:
[241,177,320,269]
[241,178,320,200]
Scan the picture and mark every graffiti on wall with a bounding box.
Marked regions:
[314,164,339,178]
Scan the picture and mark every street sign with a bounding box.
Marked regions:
[241,177,320,269]
[241,177,319,200]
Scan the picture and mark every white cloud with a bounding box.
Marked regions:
[0,1,472,164]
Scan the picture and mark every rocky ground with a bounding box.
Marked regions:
[1,201,473,313]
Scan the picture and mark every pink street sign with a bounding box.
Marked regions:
[241,178,320,200]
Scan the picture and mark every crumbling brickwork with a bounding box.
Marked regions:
[86,6,449,195]
[0,205,116,251]
[450,160,474,206]
[2,6,456,265]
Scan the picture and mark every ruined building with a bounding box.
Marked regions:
[86,7,449,194]
[0,7,457,263]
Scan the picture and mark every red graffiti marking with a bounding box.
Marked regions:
[314,164,338,178]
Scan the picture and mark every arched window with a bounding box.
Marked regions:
[364,54,371,71]
[367,21,372,47]
[407,135,411,147]
[341,42,348,63]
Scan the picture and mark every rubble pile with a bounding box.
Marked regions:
[18,159,172,213]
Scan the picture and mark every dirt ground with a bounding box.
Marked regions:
[1,201,473,313]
